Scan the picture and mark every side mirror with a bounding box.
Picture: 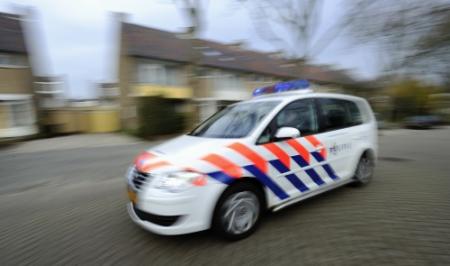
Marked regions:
[275,127,300,140]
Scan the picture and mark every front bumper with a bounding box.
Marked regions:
[127,184,226,235]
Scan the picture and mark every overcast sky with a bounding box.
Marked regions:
[0,0,379,99]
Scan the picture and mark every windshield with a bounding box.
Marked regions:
[189,101,280,138]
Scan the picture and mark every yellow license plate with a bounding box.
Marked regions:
[127,187,137,204]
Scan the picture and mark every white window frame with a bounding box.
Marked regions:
[0,53,29,68]
[135,59,183,86]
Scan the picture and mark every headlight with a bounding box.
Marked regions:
[152,171,207,193]
[126,166,135,182]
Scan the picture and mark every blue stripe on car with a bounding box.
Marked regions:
[244,165,289,200]
[292,154,326,185]
[311,151,339,180]
[270,160,309,192]
[207,171,234,184]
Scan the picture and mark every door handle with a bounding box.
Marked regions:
[352,134,366,140]
[327,132,347,138]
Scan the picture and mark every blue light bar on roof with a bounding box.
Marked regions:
[252,79,311,97]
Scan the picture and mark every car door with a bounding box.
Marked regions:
[256,98,326,199]
[315,98,356,180]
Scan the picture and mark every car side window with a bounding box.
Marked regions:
[257,99,318,144]
[346,101,363,126]
[318,98,363,132]
[317,98,350,131]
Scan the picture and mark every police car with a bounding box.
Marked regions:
[126,80,377,240]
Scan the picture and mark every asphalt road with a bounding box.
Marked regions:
[1,128,450,266]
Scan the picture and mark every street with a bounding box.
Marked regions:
[1,129,450,266]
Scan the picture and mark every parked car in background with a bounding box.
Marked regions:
[404,115,442,129]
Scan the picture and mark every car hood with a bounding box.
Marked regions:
[137,135,245,174]
[151,135,239,156]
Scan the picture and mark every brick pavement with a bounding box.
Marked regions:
[0,128,449,265]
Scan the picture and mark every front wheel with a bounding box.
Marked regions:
[212,183,263,240]
[353,153,375,186]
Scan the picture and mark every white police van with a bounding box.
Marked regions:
[126,80,377,240]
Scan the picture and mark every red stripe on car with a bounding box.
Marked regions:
[286,139,310,163]
[228,143,268,173]
[263,142,291,169]
[201,154,242,178]
[305,135,327,159]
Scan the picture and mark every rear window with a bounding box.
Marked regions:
[318,98,363,131]
[346,101,363,126]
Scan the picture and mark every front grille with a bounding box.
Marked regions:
[133,206,181,226]
[131,169,152,190]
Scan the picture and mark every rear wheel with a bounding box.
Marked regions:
[212,182,263,240]
[353,153,374,186]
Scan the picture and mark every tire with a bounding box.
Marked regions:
[352,152,375,186]
[212,182,264,241]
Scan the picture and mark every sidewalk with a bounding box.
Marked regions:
[0,133,147,155]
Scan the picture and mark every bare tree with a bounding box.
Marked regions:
[411,5,450,85]
[239,0,372,61]
[175,0,207,37]
[347,0,450,81]
[172,0,209,123]
[174,0,207,72]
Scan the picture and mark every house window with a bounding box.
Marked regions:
[137,64,164,84]
[166,66,182,86]
[252,74,265,81]
[10,101,34,127]
[0,53,27,67]
[214,72,243,91]
[136,61,183,86]
[0,54,9,65]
